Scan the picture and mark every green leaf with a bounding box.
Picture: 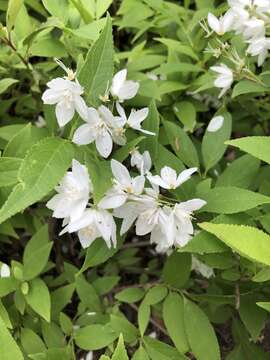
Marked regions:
[202,111,232,172]
[226,136,270,164]
[0,300,12,328]
[232,80,269,98]
[162,252,191,288]
[115,288,145,304]
[0,278,17,297]
[0,137,73,225]
[77,15,113,107]
[199,222,270,266]
[112,334,128,360]
[163,120,199,168]
[96,0,113,19]
[184,299,220,360]
[76,275,101,312]
[6,0,24,31]
[21,328,46,355]
[179,230,228,254]
[143,336,187,360]
[93,276,120,295]
[163,293,189,353]
[25,278,51,322]
[74,324,118,350]
[140,100,160,162]
[0,78,18,95]
[0,316,24,359]
[173,101,196,132]
[42,0,69,23]
[0,158,22,187]
[113,136,145,162]
[216,155,260,188]
[256,302,270,313]
[144,285,168,305]
[51,284,75,318]
[155,38,198,60]
[132,345,150,360]
[197,186,270,214]
[23,225,52,280]
[138,300,150,337]
[110,314,138,343]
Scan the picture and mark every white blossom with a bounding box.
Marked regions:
[130,149,152,175]
[207,115,224,132]
[60,208,116,249]
[99,159,145,209]
[242,17,265,40]
[207,12,234,35]
[147,166,197,190]
[247,37,270,65]
[0,263,10,278]
[110,69,139,102]
[46,159,91,222]
[42,78,88,127]
[116,103,154,135]
[210,64,234,97]
[72,105,125,158]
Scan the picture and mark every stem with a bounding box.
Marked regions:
[2,37,30,69]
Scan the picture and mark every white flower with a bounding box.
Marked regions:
[242,17,265,40]
[207,12,234,35]
[210,64,234,97]
[172,199,207,247]
[72,105,125,158]
[0,263,10,278]
[147,166,197,190]
[46,159,91,222]
[247,37,270,65]
[192,256,214,278]
[35,116,46,128]
[99,159,145,209]
[130,149,152,175]
[207,115,224,132]
[60,208,116,249]
[116,103,153,135]
[110,69,139,102]
[42,78,88,127]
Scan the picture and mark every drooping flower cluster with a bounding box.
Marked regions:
[42,63,153,158]
[206,0,270,96]
[47,153,206,253]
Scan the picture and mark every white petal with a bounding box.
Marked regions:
[55,100,75,127]
[160,166,177,187]
[176,167,197,187]
[207,115,224,132]
[98,192,127,209]
[147,174,169,189]
[0,264,10,278]
[116,80,139,101]
[96,131,113,158]
[207,13,221,34]
[65,209,95,233]
[98,105,115,127]
[72,124,96,145]
[127,108,149,129]
[178,199,207,212]
[74,95,88,121]
[116,102,127,121]
[111,159,131,186]
[42,89,62,104]
[111,69,127,96]
[136,215,155,236]
[132,175,145,194]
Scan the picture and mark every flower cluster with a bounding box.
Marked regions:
[42,63,153,158]
[206,0,270,96]
[47,153,206,253]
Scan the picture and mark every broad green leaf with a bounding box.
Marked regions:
[0,300,12,328]
[162,252,191,288]
[226,136,270,164]
[158,81,188,96]
[115,288,145,304]
[42,0,69,23]
[197,186,270,214]
[96,0,113,19]
[163,293,189,353]
[93,276,120,295]
[110,314,138,343]
[199,222,270,266]
[232,80,269,98]
[138,300,150,337]
[0,316,24,359]
[184,299,220,360]
[112,334,128,360]
[23,225,52,280]
[155,38,198,60]
[257,302,270,312]
[6,0,24,31]
[51,284,75,318]
[144,285,167,305]
[0,278,17,297]
[216,155,260,188]
[21,328,46,355]
[75,276,101,312]
[59,312,73,335]
[132,345,150,360]
[74,324,118,350]
[163,120,199,168]
[25,278,51,322]
[180,230,228,254]
[77,15,113,106]
[0,78,18,95]
[202,111,232,172]
[143,336,187,360]
[173,101,196,132]
[0,158,22,187]
[4,124,49,158]
[0,137,73,225]
[41,321,65,348]
[140,101,160,161]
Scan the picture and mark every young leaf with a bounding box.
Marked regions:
[115,288,145,304]
[74,324,118,350]
[143,336,188,360]
[199,222,270,266]
[163,292,189,353]
[132,345,150,360]
[202,111,232,172]
[226,136,270,164]
[112,334,128,360]
[184,299,220,360]
[138,300,150,337]
[144,285,168,305]
[21,328,46,355]
[0,317,23,360]
[0,137,73,225]
[25,278,51,322]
